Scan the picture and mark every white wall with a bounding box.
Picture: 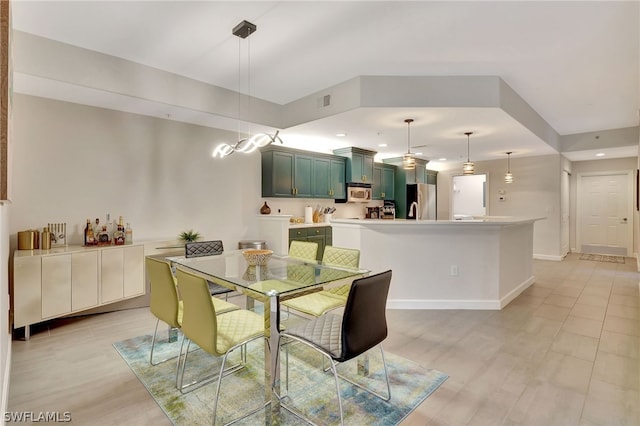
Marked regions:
[436,154,563,259]
[10,94,266,249]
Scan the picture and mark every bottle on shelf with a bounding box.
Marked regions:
[105,213,113,240]
[98,226,111,245]
[84,219,96,246]
[124,222,133,245]
[113,216,125,245]
[93,218,100,237]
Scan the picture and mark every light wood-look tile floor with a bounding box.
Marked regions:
[8,253,640,425]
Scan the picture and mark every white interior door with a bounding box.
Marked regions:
[577,171,633,256]
[561,170,570,257]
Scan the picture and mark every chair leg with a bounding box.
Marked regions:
[212,338,266,426]
[335,344,391,402]
[276,335,343,425]
[150,319,180,366]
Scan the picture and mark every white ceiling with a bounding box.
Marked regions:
[10,1,640,165]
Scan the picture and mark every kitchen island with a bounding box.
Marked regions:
[331,217,543,310]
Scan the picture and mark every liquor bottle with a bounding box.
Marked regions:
[113,216,125,245]
[84,219,96,246]
[105,213,113,240]
[124,222,133,245]
[93,218,100,237]
[98,226,111,245]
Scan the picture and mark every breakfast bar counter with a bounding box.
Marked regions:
[330,217,544,310]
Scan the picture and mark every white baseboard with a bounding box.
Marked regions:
[533,254,564,261]
[387,299,501,310]
[499,276,535,308]
[2,338,11,424]
[387,276,536,311]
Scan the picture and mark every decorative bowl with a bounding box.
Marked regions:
[242,249,273,266]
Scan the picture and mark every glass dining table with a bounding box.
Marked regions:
[169,250,368,422]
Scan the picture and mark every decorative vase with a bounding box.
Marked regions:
[260,202,271,215]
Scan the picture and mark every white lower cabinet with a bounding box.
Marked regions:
[72,251,99,311]
[13,244,145,337]
[101,248,124,303]
[41,254,72,319]
[123,245,144,298]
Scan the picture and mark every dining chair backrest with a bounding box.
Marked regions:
[339,270,392,362]
[176,268,219,355]
[146,257,181,328]
[288,240,318,261]
[185,240,224,258]
[322,246,360,268]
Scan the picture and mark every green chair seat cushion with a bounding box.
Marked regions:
[211,297,240,315]
[214,309,265,354]
[282,291,346,317]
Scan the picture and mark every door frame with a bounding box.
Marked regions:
[576,169,634,256]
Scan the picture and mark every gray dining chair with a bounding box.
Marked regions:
[185,240,234,299]
[277,270,393,425]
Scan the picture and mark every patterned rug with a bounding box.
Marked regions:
[579,253,626,264]
[113,333,447,425]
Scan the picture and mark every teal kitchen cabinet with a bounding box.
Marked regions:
[312,157,346,199]
[262,146,346,199]
[333,147,376,184]
[288,226,332,261]
[294,153,314,198]
[372,163,396,200]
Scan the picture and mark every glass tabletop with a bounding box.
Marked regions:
[170,250,368,297]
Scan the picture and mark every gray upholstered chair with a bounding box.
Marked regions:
[277,270,393,425]
[185,240,234,299]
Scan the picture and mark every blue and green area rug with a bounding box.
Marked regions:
[113,333,447,425]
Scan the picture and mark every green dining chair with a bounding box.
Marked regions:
[146,257,240,367]
[281,246,363,317]
[175,268,266,425]
[288,240,318,261]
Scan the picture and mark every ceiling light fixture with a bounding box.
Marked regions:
[462,131,475,175]
[402,118,416,170]
[595,152,605,157]
[212,20,282,158]
[505,151,514,183]
[336,133,347,137]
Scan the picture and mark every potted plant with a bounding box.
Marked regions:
[178,230,201,243]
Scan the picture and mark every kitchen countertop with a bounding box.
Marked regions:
[331,216,544,226]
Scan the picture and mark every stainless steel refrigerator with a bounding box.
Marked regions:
[406,183,436,220]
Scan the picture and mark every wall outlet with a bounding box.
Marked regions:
[450,265,459,276]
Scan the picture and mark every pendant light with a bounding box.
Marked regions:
[402,118,416,170]
[212,20,282,158]
[504,151,514,183]
[462,131,475,175]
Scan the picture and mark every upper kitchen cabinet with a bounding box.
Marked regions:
[333,147,376,184]
[261,146,346,199]
[384,157,429,185]
[372,163,396,200]
[313,157,346,199]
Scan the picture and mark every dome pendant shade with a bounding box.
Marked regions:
[462,132,475,175]
[403,118,415,170]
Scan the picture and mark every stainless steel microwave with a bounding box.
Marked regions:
[346,183,372,203]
